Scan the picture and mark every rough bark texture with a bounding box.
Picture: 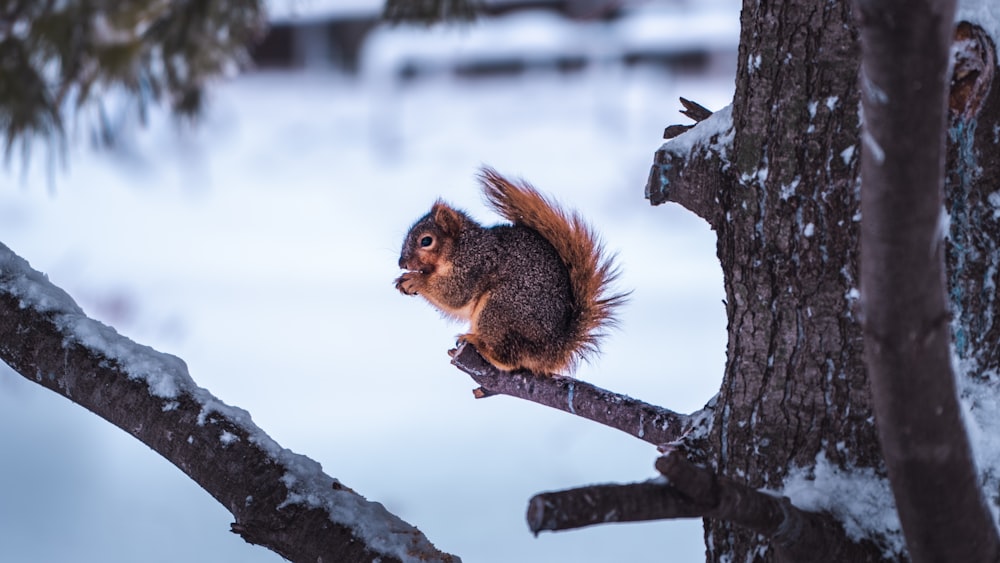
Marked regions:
[857,0,1000,560]
[646,0,1000,560]
[947,21,1000,379]
[0,244,458,563]
[526,451,882,563]
[709,1,880,559]
[944,17,1000,542]
[527,481,704,533]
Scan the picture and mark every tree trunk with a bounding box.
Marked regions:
[649,1,1000,561]
[944,15,1000,535]
[947,20,1000,379]
[856,0,999,560]
[708,1,882,559]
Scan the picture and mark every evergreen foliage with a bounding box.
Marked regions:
[0,0,265,159]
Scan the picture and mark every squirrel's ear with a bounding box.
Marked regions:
[432,201,466,237]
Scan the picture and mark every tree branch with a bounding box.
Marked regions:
[450,342,693,446]
[382,0,478,25]
[856,0,1000,560]
[0,242,458,563]
[645,102,733,227]
[526,480,701,535]
[528,450,884,563]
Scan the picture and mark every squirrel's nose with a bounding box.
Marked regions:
[398,256,407,269]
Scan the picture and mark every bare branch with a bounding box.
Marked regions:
[679,97,714,123]
[663,98,715,140]
[450,342,693,446]
[0,242,458,563]
[856,1,1000,560]
[528,450,884,563]
[645,103,733,227]
[527,480,701,535]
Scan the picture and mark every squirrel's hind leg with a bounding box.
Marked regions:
[457,332,520,372]
[458,331,563,376]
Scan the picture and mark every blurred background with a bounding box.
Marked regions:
[0,0,735,560]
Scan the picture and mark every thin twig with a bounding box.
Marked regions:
[679,97,714,123]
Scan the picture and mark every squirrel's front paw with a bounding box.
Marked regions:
[395,272,421,295]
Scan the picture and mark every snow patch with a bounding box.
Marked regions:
[0,242,452,562]
[779,177,801,200]
[957,357,1000,531]
[938,206,953,242]
[0,243,193,398]
[660,104,734,162]
[781,452,904,558]
[957,0,1000,60]
[278,454,442,562]
[987,191,1000,220]
[840,145,856,166]
[861,130,885,165]
[861,70,889,105]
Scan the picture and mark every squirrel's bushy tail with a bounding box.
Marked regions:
[478,167,628,370]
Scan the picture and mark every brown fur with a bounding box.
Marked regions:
[396,167,627,375]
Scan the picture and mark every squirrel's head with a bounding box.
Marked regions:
[398,201,469,274]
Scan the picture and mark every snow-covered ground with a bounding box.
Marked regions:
[0,48,733,562]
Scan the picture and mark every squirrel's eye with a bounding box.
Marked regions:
[420,236,434,248]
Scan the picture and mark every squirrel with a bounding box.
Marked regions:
[395,167,627,375]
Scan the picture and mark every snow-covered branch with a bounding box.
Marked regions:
[449,342,693,446]
[0,242,458,563]
[645,102,733,227]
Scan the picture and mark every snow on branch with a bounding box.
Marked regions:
[645,102,734,227]
[449,342,694,446]
[0,242,458,563]
[528,449,884,563]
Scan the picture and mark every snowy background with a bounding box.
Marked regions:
[0,3,735,561]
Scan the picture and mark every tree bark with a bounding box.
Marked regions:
[705,1,881,559]
[450,342,694,446]
[856,0,1000,560]
[0,242,458,563]
[644,0,1000,559]
[527,450,883,563]
[946,21,1000,377]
